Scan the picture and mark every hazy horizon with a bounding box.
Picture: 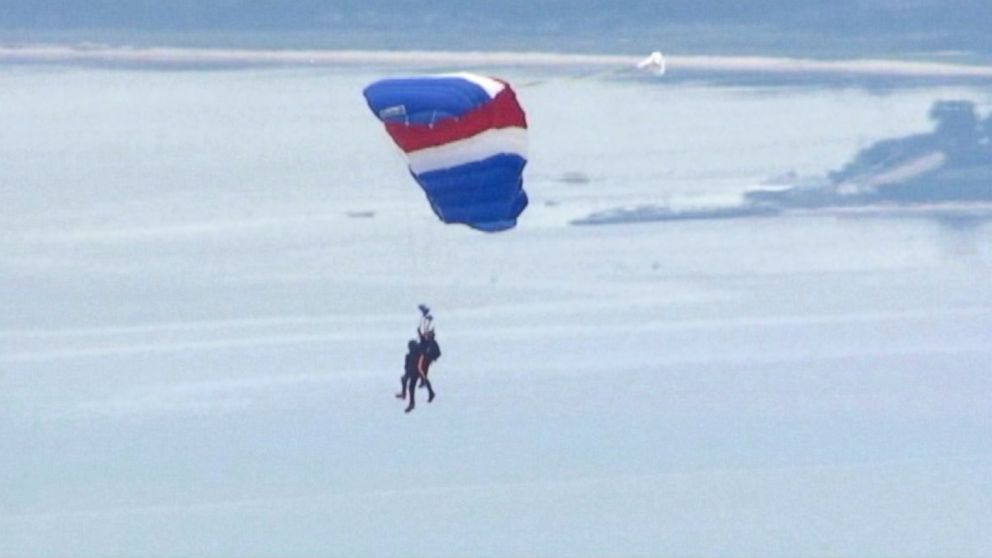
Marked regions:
[2,1,992,60]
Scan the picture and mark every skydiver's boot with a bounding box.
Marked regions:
[405,376,416,412]
[424,379,435,403]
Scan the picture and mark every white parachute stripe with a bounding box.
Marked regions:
[406,127,528,174]
[439,72,506,98]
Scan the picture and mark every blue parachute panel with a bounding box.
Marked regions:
[415,154,529,232]
[363,77,493,125]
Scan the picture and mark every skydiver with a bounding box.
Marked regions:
[415,342,435,406]
[417,304,432,339]
[416,329,441,397]
[396,339,422,413]
[415,307,441,397]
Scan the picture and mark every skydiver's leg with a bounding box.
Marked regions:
[424,378,435,403]
[405,375,417,413]
[396,374,406,399]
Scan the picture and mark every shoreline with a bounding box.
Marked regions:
[3,43,992,81]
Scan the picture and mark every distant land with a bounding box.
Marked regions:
[3,45,992,86]
[747,100,992,207]
[574,100,992,226]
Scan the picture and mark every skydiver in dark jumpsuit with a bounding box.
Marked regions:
[396,340,425,413]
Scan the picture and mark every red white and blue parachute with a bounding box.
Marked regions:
[362,72,528,232]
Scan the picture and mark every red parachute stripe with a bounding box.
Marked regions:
[384,87,527,153]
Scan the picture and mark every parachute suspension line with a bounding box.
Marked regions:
[516,51,666,89]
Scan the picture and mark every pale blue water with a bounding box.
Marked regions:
[1,58,991,556]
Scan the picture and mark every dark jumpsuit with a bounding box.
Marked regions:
[401,349,431,412]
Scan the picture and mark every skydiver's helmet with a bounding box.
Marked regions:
[408,340,419,352]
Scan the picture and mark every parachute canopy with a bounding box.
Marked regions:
[363,72,529,232]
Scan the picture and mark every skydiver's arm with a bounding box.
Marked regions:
[418,315,433,338]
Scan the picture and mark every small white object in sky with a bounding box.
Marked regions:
[637,51,666,75]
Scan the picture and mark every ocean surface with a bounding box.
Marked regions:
[4,0,992,63]
[2,45,991,557]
